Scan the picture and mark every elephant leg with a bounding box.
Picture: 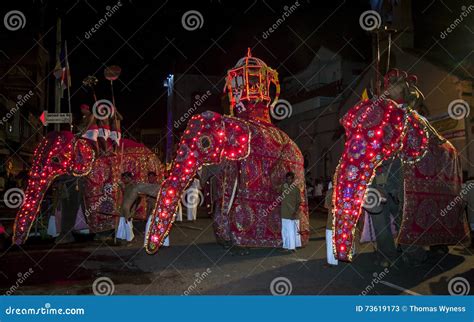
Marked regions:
[98,137,108,155]
[56,181,80,243]
[370,207,398,263]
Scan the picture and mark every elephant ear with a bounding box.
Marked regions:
[70,139,96,176]
[399,111,429,163]
[222,118,250,161]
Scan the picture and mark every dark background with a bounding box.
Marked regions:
[0,0,471,131]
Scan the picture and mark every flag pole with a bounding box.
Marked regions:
[54,17,61,132]
[65,40,73,132]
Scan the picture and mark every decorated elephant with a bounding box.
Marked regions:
[145,49,309,254]
[13,131,163,245]
[121,183,161,220]
[332,69,470,261]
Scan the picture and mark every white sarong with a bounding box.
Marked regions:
[82,129,98,141]
[47,215,59,237]
[116,217,134,242]
[281,218,300,250]
[325,229,338,265]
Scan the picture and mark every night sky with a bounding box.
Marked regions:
[1,0,471,132]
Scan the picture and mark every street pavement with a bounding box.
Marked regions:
[0,210,473,295]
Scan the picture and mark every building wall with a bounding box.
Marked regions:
[172,73,225,131]
[391,50,473,176]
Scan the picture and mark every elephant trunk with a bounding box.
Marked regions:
[145,112,250,254]
[333,99,407,261]
[145,114,224,253]
[332,150,376,261]
[13,171,56,245]
[12,132,76,245]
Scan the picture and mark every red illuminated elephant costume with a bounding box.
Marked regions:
[332,70,469,261]
[13,131,163,244]
[145,49,309,253]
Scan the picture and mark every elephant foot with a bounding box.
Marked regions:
[55,232,75,244]
[401,251,428,268]
[429,245,449,256]
[93,230,114,241]
[240,248,250,256]
[229,246,250,256]
[279,249,296,254]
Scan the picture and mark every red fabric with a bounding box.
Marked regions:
[212,120,309,247]
[12,131,163,243]
[398,140,469,245]
[84,145,164,232]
